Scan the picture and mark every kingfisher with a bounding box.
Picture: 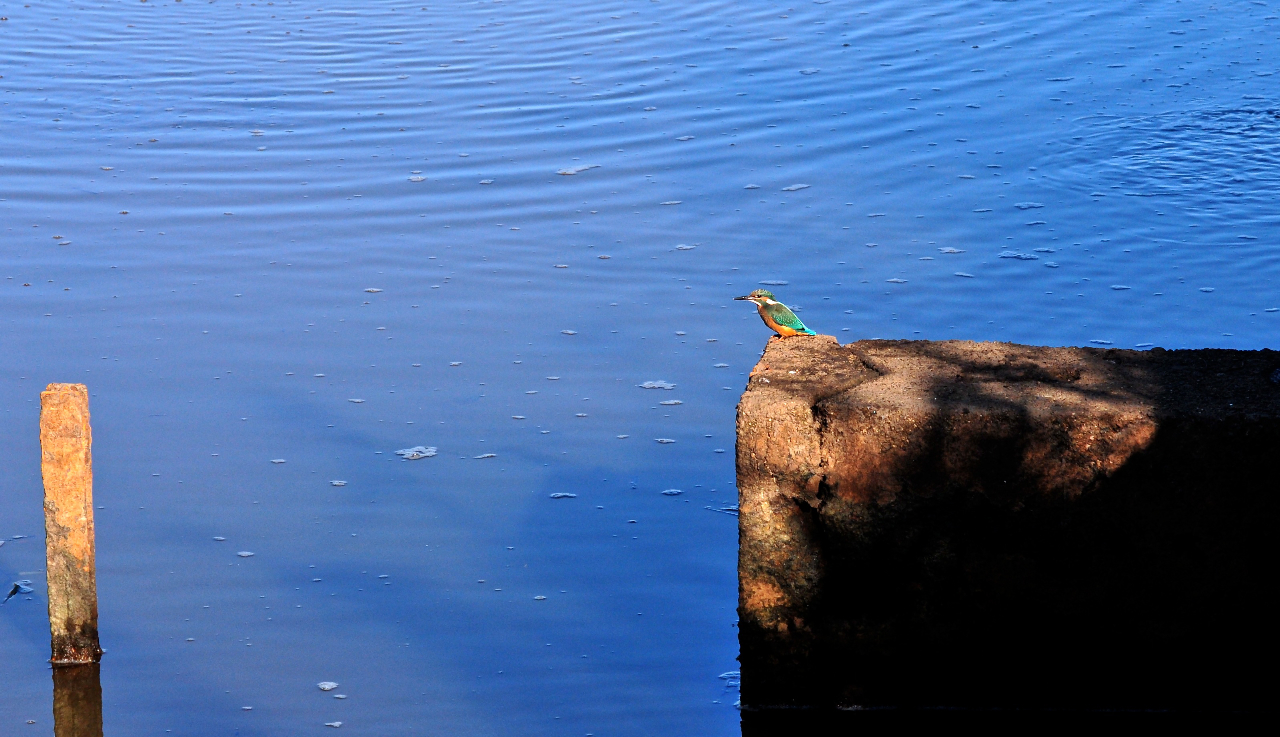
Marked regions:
[734,289,816,337]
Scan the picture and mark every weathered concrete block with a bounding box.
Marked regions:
[737,337,1279,709]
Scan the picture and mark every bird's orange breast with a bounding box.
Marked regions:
[758,306,799,336]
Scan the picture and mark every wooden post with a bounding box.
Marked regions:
[40,383,103,665]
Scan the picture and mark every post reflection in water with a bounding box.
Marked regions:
[52,664,104,737]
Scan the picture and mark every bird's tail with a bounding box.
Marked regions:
[802,327,816,335]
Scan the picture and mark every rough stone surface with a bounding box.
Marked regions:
[737,337,1279,709]
[41,383,102,665]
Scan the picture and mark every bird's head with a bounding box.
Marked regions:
[734,289,776,305]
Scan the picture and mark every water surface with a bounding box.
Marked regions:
[2,0,1277,733]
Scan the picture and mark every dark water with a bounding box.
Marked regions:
[2,0,1276,733]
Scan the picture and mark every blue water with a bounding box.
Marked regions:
[2,0,1277,733]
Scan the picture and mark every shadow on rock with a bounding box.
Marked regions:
[737,336,1280,711]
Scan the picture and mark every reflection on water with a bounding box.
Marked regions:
[53,665,104,737]
[1,0,1276,733]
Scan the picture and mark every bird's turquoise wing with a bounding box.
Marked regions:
[766,303,815,334]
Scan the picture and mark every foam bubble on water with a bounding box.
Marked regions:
[3,580,33,603]
[1111,285,1131,290]
[549,493,577,499]
[781,183,810,191]
[237,551,254,558]
[759,280,788,285]
[676,135,695,141]
[557,164,599,175]
[639,380,676,389]
[396,446,437,459]
[318,682,339,691]
[887,278,908,283]
[955,272,975,278]
[655,438,676,444]
[330,481,347,487]
[659,400,682,405]
[744,184,760,189]
[474,453,497,459]
[660,200,682,205]
[661,489,683,496]
[999,251,1039,260]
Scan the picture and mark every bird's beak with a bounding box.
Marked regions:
[734,295,751,301]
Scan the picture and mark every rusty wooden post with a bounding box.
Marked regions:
[40,383,103,665]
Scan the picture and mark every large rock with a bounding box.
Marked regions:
[737,336,1279,709]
